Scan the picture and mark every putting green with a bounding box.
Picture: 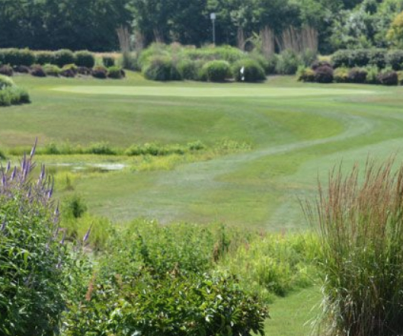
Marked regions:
[53,85,376,98]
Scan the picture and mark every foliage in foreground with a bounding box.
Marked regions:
[62,220,268,336]
[0,147,78,335]
[0,74,30,106]
[305,160,403,336]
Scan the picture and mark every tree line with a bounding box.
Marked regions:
[1,0,402,53]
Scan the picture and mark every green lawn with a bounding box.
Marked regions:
[2,73,403,229]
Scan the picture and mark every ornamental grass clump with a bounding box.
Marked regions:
[305,159,403,336]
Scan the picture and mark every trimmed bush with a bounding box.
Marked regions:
[54,49,75,67]
[0,86,30,106]
[77,66,92,75]
[331,49,351,68]
[276,49,301,75]
[368,49,386,68]
[176,59,201,80]
[43,64,61,77]
[314,65,333,83]
[74,50,95,68]
[107,66,123,79]
[378,69,398,86]
[30,64,46,77]
[200,60,231,82]
[365,66,380,84]
[348,68,367,83]
[386,50,403,71]
[0,65,13,76]
[0,74,14,89]
[13,65,30,73]
[60,64,77,77]
[297,66,315,82]
[92,66,107,79]
[142,56,181,81]
[333,67,349,83]
[1,48,35,66]
[35,51,55,65]
[232,59,266,82]
[102,55,115,67]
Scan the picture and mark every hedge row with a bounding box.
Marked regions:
[298,63,403,86]
[0,75,30,106]
[0,64,124,79]
[0,49,116,68]
[331,49,403,70]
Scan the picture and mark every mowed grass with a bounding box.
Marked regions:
[2,73,403,228]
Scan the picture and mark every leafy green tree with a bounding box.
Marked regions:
[387,11,403,47]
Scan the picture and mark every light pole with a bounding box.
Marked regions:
[210,13,216,45]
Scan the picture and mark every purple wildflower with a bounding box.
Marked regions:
[83,225,92,243]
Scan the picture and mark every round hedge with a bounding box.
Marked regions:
[232,59,266,82]
[43,64,61,77]
[74,51,95,68]
[102,56,115,67]
[0,74,14,89]
[200,60,231,82]
[378,71,398,86]
[30,65,46,77]
[92,66,108,79]
[334,67,349,83]
[53,49,75,67]
[176,59,201,80]
[348,68,367,83]
[35,51,55,65]
[142,56,181,81]
[314,65,334,83]
[107,66,124,79]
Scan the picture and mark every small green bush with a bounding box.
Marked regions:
[276,49,301,75]
[314,65,334,83]
[107,66,123,79]
[365,66,380,84]
[200,60,231,82]
[368,49,386,68]
[30,64,46,77]
[0,74,14,89]
[348,67,367,83]
[232,59,266,82]
[333,67,349,83]
[0,84,30,106]
[92,65,107,79]
[102,55,115,67]
[60,64,77,78]
[86,142,116,155]
[331,49,351,68]
[297,66,315,82]
[74,50,95,68]
[143,56,181,81]
[54,49,75,67]
[43,64,61,77]
[35,51,55,65]
[386,50,403,71]
[77,66,92,75]
[0,65,13,76]
[176,59,201,80]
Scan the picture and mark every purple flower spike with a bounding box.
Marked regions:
[60,231,66,245]
[10,167,16,181]
[83,225,92,243]
[30,138,38,158]
[1,173,6,187]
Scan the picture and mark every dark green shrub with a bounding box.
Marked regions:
[314,65,334,83]
[35,51,55,65]
[62,194,88,219]
[368,49,386,68]
[200,60,231,82]
[297,66,315,82]
[378,69,398,85]
[143,56,181,81]
[365,66,380,84]
[0,86,30,106]
[334,67,349,83]
[74,50,95,68]
[350,49,370,67]
[54,49,75,67]
[386,50,403,70]
[0,65,13,76]
[107,66,123,79]
[102,55,115,67]
[0,150,74,335]
[86,142,116,155]
[176,59,201,80]
[43,64,61,77]
[77,66,92,75]
[2,48,35,66]
[331,50,351,68]
[13,65,30,73]
[60,64,77,78]
[232,59,266,82]
[348,68,367,83]
[30,64,46,77]
[276,49,301,75]
[0,74,14,89]
[92,66,107,79]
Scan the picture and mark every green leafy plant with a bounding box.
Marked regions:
[232,59,266,82]
[74,51,95,68]
[200,60,231,82]
[54,49,75,67]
